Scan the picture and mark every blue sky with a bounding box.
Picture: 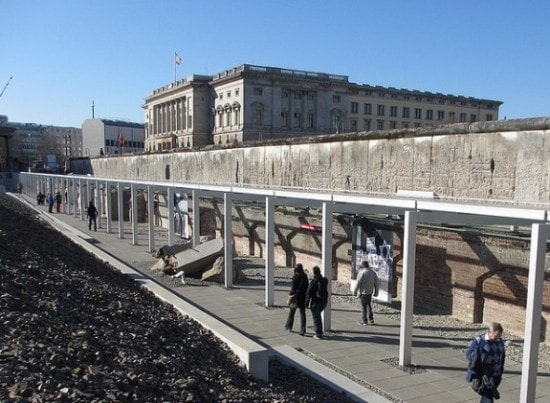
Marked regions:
[1,0,549,127]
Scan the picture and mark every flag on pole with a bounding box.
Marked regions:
[117,132,125,147]
[175,52,182,65]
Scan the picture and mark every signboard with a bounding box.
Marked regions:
[351,218,394,303]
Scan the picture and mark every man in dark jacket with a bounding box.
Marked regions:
[285,264,309,335]
[306,265,328,339]
[87,201,98,231]
[465,322,505,402]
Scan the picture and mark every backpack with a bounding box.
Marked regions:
[466,335,484,382]
[316,277,328,301]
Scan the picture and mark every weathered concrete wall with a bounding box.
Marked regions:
[89,117,550,343]
[89,117,550,204]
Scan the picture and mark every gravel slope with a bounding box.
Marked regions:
[0,194,355,402]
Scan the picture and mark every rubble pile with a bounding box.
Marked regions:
[0,195,354,402]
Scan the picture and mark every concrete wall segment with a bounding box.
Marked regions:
[89,118,550,205]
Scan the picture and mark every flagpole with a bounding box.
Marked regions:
[174,52,177,84]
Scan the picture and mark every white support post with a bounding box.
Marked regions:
[131,184,138,245]
[106,183,112,234]
[167,187,175,245]
[519,223,549,402]
[399,210,417,367]
[72,179,78,218]
[192,190,200,247]
[321,201,333,331]
[224,193,233,289]
[117,182,124,239]
[63,177,69,214]
[147,185,155,252]
[265,197,275,307]
[78,179,84,220]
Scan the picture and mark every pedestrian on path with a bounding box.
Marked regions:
[285,263,308,335]
[306,266,328,339]
[466,322,505,403]
[55,191,62,213]
[351,261,379,325]
[47,193,54,213]
[87,201,98,231]
[153,194,162,226]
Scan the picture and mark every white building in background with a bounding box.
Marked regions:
[143,64,502,151]
[82,119,145,157]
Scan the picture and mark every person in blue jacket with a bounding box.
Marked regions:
[465,322,505,402]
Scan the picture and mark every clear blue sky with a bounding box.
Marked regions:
[1,0,549,127]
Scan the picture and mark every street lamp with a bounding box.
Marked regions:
[27,133,31,172]
[64,134,71,174]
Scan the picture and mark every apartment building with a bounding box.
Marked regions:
[143,64,501,151]
[8,120,82,172]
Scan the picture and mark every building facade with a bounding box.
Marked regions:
[143,64,502,151]
[7,120,82,173]
[82,119,145,158]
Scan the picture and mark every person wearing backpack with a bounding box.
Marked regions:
[306,265,328,339]
[351,260,379,325]
[465,322,505,402]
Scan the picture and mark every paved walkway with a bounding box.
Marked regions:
[15,193,550,402]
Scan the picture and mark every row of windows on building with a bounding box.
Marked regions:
[351,102,493,121]
[104,139,145,148]
[250,87,490,111]
[350,116,482,131]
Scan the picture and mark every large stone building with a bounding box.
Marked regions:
[82,119,145,158]
[143,64,502,151]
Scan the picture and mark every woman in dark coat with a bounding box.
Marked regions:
[285,264,309,335]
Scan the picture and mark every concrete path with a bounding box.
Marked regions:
[15,193,550,402]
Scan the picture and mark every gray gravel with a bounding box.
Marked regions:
[0,195,355,402]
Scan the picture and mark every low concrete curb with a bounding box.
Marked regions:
[271,345,392,403]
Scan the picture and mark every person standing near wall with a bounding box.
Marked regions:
[306,266,328,339]
[47,193,54,213]
[285,264,309,336]
[87,201,98,231]
[55,191,62,213]
[153,194,162,226]
[351,261,379,325]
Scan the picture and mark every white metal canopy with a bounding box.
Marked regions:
[20,172,549,403]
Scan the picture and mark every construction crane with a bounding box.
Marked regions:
[0,76,13,100]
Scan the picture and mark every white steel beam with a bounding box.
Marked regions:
[117,182,124,239]
[147,185,155,252]
[321,202,334,331]
[167,187,175,245]
[399,211,417,367]
[192,190,200,247]
[520,223,549,402]
[265,197,275,307]
[224,193,233,289]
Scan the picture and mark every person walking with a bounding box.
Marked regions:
[46,193,54,213]
[55,191,62,213]
[465,322,505,402]
[87,201,98,231]
[306,266,328,339]
[285,264,309,336]
[153,194,162,226]
[351,261,379,325]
